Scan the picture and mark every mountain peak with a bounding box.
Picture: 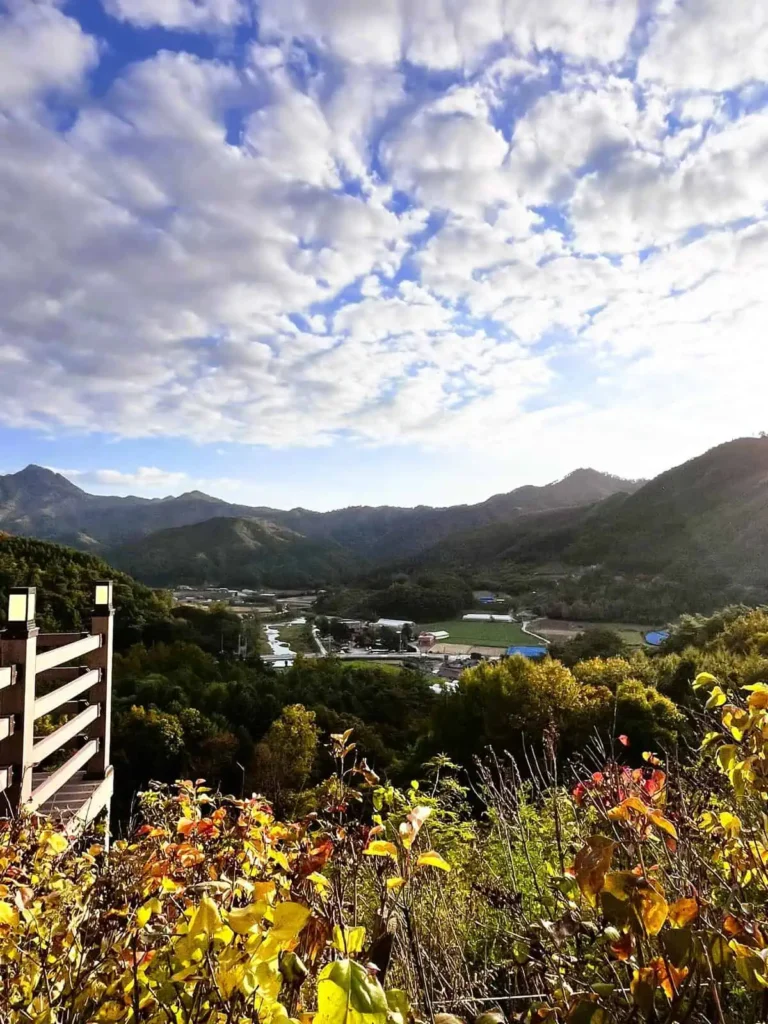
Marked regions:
[10,465,85,495]
[176,489,220,501]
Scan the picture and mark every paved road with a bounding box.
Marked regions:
[521,620,550,645]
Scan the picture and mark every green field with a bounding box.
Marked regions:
[342,660,403,674]
[419,619,533,648]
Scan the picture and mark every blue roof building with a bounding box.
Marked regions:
[506,645,548,659]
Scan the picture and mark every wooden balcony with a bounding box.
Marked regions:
[0,583,115,830]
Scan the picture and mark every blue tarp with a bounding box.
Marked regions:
[506,645,548,658]
[645,630,670,647]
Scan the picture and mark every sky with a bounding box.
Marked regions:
[1,0,768,511]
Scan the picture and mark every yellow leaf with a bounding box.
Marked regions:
[316,959,388,1024]
[333,925,367,953]
[603,871,640,900]
[572,836,615,905]
[307,871,331,893]
[630,968,656,1013]
[650,956,689,999]
[635,884,668,936]
[719,811,742,836]
[386,877,406,891]
[705,686,727,710]
[228,903,266,935]
[693,672,718,691]
[668,898,698,928]
[416,851,451,872]
[364,841,398,859]
[44,832,68,855]
[745,683,768,710]
[188,896,222,939]
[271,902,311,942]
[253,880,277,901]
[269,848,291,872]
[0,901,19,928]
[649,811,678,840]
[136,902,153,929]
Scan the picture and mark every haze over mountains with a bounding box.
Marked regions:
[2,438,768,592]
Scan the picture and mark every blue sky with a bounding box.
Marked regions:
[1,0,767,509]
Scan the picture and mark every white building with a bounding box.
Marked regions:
[463,613,513,622]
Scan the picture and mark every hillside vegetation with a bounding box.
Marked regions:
[109,516,362,588]
[8,606,768,1021]
[0,532,171,646]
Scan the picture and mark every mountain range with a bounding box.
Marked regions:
[2,438,768,593]
[0,463,642,585]
[411,438,768,587]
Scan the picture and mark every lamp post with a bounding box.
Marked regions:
[93,581,113,614]
[1,588,39,804]
[6,587,37,637]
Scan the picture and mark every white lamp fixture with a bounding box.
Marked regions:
[7,587,36,628]
[94,581,113,610]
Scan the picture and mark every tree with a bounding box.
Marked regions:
[250,704,319,807]
[379,627,400,650]
[550,627,627,667]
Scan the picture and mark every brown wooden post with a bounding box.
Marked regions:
[85,582,114,778]
[0,588,39,809]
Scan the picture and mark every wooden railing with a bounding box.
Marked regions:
[0,583,114,826]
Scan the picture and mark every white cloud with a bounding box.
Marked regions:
[90,466,190,489]
[104,0,246,31]
[640,0,768,92]
[0,1,97,108]
[258,0,638,69]
[1,0,767,479]
[570,109,768,252]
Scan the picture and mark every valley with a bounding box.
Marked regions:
[3,436,768,628]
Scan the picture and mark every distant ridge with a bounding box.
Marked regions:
[0,462,642,568]
[412,437,768,586]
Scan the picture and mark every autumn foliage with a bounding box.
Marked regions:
[8,666,768,1022]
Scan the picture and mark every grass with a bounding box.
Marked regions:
[418,618,534,648]
[342,660,403,674]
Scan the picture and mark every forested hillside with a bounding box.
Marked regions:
[0,532,171,646]
[412,437,768,582]
[109,516,363,588]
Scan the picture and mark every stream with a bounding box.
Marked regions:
[264,617,306,667]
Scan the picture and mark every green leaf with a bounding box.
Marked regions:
[316,959,389,1024]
